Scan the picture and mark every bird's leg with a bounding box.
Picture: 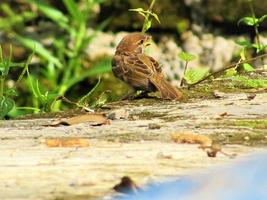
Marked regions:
[120,90,151,100]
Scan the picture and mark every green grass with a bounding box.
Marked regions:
[0,0,111,118]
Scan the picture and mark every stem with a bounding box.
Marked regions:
[248,0,261,50]
[141,0,157,33]
[0,78,4,97]
[180,61,189,86]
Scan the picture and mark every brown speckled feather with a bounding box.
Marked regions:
[112,33,182,100]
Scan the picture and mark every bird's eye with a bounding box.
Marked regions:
[139,39,144,44]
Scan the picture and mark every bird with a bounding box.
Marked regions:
[112,32,182,100]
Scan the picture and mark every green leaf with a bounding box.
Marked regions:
[224,68,237,77]
[0,45,12,78]
[0,96,15,118]
[184,68,209,84]
[235,39,254,48]
[258,14,267,23]
[15,34,63,68]
[78,77,101,107]
[90,90,111,108]
[252,43,266,53]
[62,0,84,25]
[143,20,152,32]
[26,0,68,29]
[238,17,259,26]
[0,4,37,29]
[64,58,111,91]
[243,63,255,72]
[129,8,145,12]
[151,12,161,24]
[4,88,18,97]
[178,51,197,62]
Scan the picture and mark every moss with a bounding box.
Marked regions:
[232,119,267,129]
[227,75,267,89]
[217,119,267,129]
[181,72,267,100]
[134,110,166,120]
[209,131,266,146]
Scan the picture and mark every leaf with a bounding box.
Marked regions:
[171,133,212,145]
[252,43,266,53]
[62,0,84,26]
[258,14,267,23]
[78,78,101,107]
[51,114,110,126]
[151,12,161,24]
[64,58,111,90]
[178,51,197,62]
[26,0,68,29]
[90,90,111,108]
[235,39,254,48]
[0,96,15,118]
[15,35,63,68]
[243,63,255,72]
[129,8,145,13]
[238,17,259,26]
[4,88,18,97]
[44,137,90,147]
[143,20,152,33]
[224,68,237,77]
[184,68,209,84]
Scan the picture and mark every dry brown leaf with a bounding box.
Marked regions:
[51,114,110,126]
[200,142,237,158]
[171,133,212,146]
[44,137,90,147]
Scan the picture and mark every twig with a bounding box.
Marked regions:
[188,53,267,88]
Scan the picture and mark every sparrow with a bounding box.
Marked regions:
[112,32,182,100]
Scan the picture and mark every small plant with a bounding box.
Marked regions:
[0,46,39,118]
[0,46,16,118]
[236,0,267,71]
[0,0,111,117]
[177,51,205,86]
[237,0,267,53]
[129,0,160,33]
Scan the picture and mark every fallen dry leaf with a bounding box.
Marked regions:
[44,137,90,147]
[171,133,212,146]
[200,142,237,158]
[51,114,110,126]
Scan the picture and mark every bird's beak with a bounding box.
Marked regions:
[144,36,152,47]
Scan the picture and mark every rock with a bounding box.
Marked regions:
[182,31,241,71]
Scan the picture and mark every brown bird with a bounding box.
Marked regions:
[112,32,182,100]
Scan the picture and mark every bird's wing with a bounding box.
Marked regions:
[125,54,162,76]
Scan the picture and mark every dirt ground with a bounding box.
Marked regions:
[0,88,267,199]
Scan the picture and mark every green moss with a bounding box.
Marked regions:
[213,119,267,130]
[182,72,267,100]
[134,110,166,120]
[203,119,267,146]
[227,75,267,89]
[232,119,267,129]
[216,131,266,146]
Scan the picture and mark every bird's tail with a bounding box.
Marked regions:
[150,76,183,100]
